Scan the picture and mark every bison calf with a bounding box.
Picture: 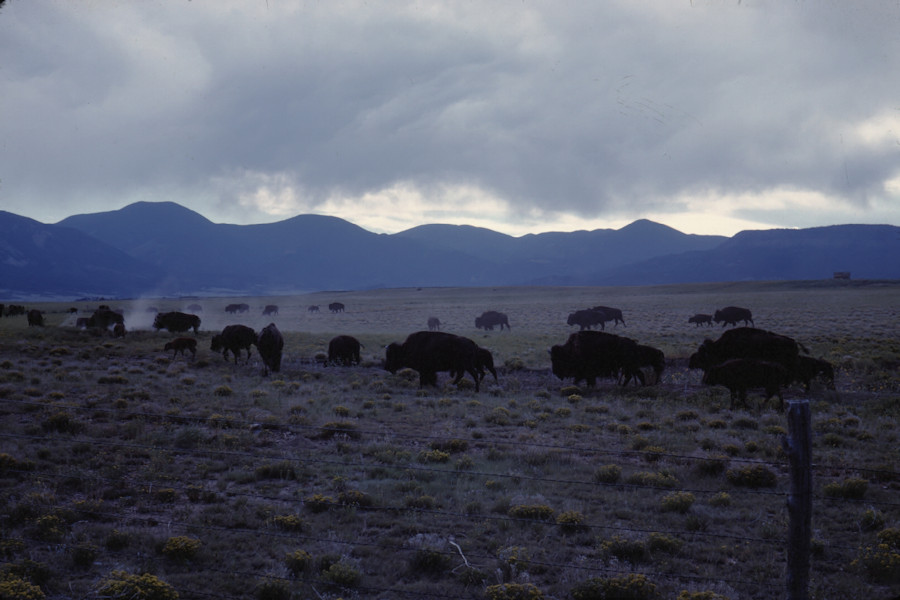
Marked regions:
[165,337,197,359]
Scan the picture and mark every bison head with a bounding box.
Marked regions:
[210,335,223,351]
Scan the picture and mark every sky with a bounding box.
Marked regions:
[2,1,899,238]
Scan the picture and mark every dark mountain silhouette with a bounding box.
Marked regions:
[0,211,166,298]
[0,201,895,299]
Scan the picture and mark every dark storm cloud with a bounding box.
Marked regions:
[1,1,898,234]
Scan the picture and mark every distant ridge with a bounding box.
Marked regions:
[0,201,894,298]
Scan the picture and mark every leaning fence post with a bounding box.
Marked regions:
[783,400,812,600]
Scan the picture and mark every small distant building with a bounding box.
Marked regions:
[833,271,851,280]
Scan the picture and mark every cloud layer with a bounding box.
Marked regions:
[2,0,899,235]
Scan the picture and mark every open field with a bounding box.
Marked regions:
[2,281,899,599]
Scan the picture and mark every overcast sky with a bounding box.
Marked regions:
[2,1,899,237]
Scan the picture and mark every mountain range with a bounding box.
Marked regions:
[1,201,898,299]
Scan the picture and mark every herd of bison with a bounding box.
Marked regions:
[3,301,834,410]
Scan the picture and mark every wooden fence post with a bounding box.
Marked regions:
[784,400,812,600]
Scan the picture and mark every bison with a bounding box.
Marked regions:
[27,309,43,327]
[688,327,806,376]
[567,308,611,331]
[307,305,320,313]
[427,317,441,331]
[329,302,345,313]
[385,331,481,392]
[702,358,789,410]
[257,323,284,375]
[791,355,836,392]
[225,303,250,314]
[112,322,126,338]
[713,306,754,327]
[165,337,197,359]
[153,311,201,334]
[210,324,257,364]
[688,314,713,327]
[328,335,362,366]
[263,304,279,316]
[475,311,510,331]
[550,331,644,388]
[592,306,625,327]
[87,306,124,330]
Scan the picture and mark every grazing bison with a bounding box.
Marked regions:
[5,304,26,316]
[112,322,126,338]
[257,323,284,375]
[328,335,362,366]
[87,306,124,329]
[592,306,625,327]
[210,325,257,364]
[27,309,44,327]
[702,358,789,410]
[329,302,345,313]
[689,314,713,327]
[688,327,806,376]
[791,356,836,392]
[263,305,279,316]
[427,317,441,331]
[550,331,643,388]
[385,331,481,392]
[475,311,510,331]
[567,308,612,331]
[621,344,666,386]
[713,306,754,327]
[307,305,320,313]
[165,337,197,359]
[225,303,250,314]
[153,311,201,334]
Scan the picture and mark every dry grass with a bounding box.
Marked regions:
[1,281,898,599]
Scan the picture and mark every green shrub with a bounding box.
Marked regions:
[594,464,622,484]
[508,504,555,522]
[161,536,201,562]
[72,543,99,568]
[726,465,777,488]
[273,514,304,532]
[337,489,373,508]
[212,385,232,397]
[556,510,588,534]
[97,571,179,600]
[304,493,334,513]
[626,471,679,488]
[284,549,313,576]
[708,492,732,507]
[255,461,297,481]
[647,533,683,554]
[600,535,647,563]
[661,491,695,513]
[695,456,728,477]
[255,580,290,600]
[408,548,450,576]
[853,527,900,583]
[823,478,868,499]
[676,592,731,600]
[0,576,46,600]
[571,573,659,600]
[859,509,886,532]
[485,582,544,600]
[322,562,361,587]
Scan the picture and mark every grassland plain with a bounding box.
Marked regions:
[1,281,898,600]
